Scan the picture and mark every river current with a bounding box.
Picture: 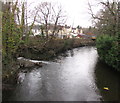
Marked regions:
[3,46,120,101]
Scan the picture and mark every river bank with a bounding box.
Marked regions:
[2,38,95,85]
[17,37,95,60]
[96,35,120,72]
[3,46,120,101]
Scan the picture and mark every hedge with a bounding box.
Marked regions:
[96,35,120,71]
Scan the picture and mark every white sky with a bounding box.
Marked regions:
[26,0,104,28]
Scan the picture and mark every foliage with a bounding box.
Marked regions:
[95,5,117,36]
[17,37,94,60]
[89,1,119,36]
[89,0,120,71]
[2,1,32,69]
[96,35,119,71]
[2,2,20,66]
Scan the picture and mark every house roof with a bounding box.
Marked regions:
[86,32,95,36]
[48,24,64,30]
[72,28,76,30]
[32,25,40,30]
[64,25,71,29]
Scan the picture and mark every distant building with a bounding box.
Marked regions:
[31,25,41,36]
[85,32,96,39]
[31,24,86,39]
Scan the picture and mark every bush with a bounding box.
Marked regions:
[96,35,119,71]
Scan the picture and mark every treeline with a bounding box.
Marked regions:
[0,0,64,83]
[89,1,120,71]
[2,1,66,68]
[17,37,94,60]
[2,1,95,83]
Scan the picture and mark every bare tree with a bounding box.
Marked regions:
[35,2,52,38]
[35,2,67,38]
[51,3,67,36]
[28,10,39,35]
[12,1,39,40]
[88,0,119,36]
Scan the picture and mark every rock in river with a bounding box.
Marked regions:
[17,57,43,67]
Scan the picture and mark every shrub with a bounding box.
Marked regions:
[96,35,119,71]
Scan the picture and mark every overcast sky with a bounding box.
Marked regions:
[26,0,104,28]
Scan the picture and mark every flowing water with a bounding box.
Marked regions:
[3,46,120,101]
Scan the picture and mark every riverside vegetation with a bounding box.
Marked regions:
[96,35,120,71]
[2,1,95,84]
[90,1,120,72]
[2,1,120,85]
[3,35,94,84]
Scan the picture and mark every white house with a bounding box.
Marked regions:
[31,24,84,39]
[31,25,41,36]
[32,29,41,36]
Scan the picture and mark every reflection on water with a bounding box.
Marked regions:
[3,46,120,101]
[95,61,120,101]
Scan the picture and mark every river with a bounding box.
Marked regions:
[3,46,120,101]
